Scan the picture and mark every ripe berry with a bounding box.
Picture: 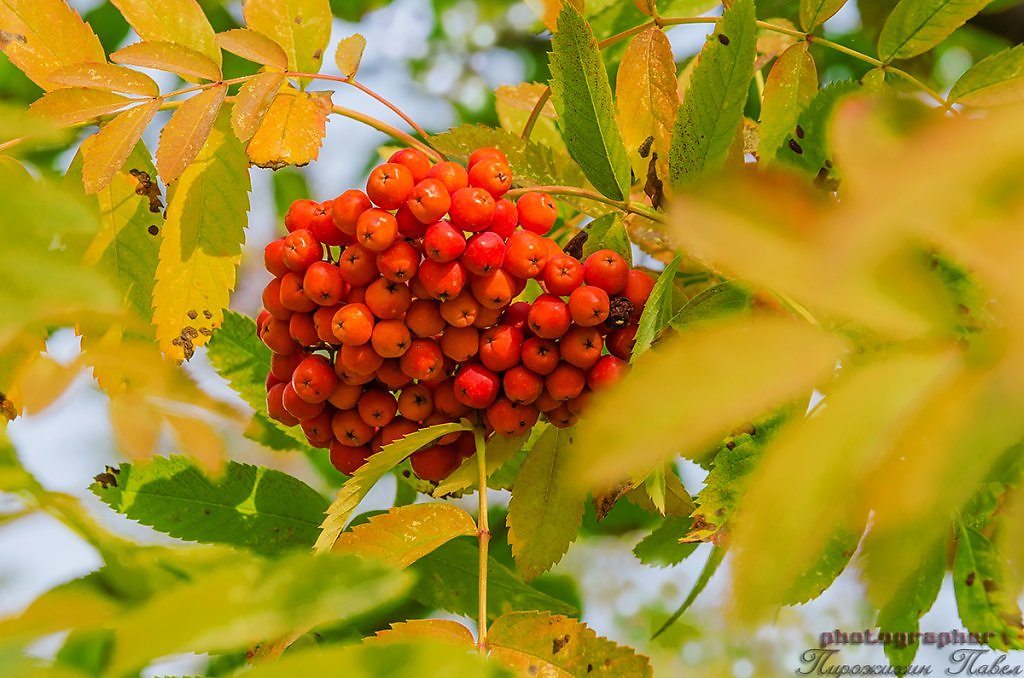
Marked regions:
[408,178,452,223]
[543,255,584,296]
[504,229,548,279]
[479,325,524,372]
[313,304,342,343]
[279,272,317,312]
[528,294,571,339]
[376,358,413,389]
[329,441,370,475]
[260,318,299,354]
[356,208,398,252]
[377,240,420,282]
[417,259,467,300]
[545,363,586,401]
[488,198,518,239]
[398,384,433,421]
[547,403,579,428]
[400,338,444,380]
[468,159,512,197]
[332,303,375,346]
[289,312,320,346]
[440,325,480,362]
[560,325,603,369]
[468,147,507,168]
[502,301,531,333]
[406,299,446,337]
[449,187,496,232]
[473,305,503,329]
[486,397,539,437]
[365,278,412,319]
[454,363,500,409]
[396,205,429,239]
[606,324,638,360]
[410,444,460,481]
[371,319,412,358]
[433,377,470,417]
[335,364,375,386]
[332,409,374,446]
[621,269,655,315]
[568,285,610,327]
[427,161,469,194]
[516,192,558,234]
[282,229,322,272]
[338,243,379,287]
[521,337,559,375]
[470,269,518,309]
[378,417,420,448]
[301,408,335,447]
[440,291,480,328]
[358,388,398,428]
[270,351,304,381]
[327,382,363,410]
[292,355,338,403]
[463,232,505,275]
[588,355,629,390]
[367,162,414,210]
[502,365,544,404]
[583,249,629,294]
[303,261,345,306]
[262,279,290,319]
[264,239,289,277]
[534,389,560,413]
[339,342,385,376]
[285,199,318,232]
[424,220,467,262]
[282,382,325,419]
[389,148,431,182]
[332,189,372,235]
[267,383,299,425]
[310,200,347,246]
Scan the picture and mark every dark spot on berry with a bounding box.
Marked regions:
[789,139,804,154]
[796,125,805,139]
[718,34,730,45]
[147,224,159,235]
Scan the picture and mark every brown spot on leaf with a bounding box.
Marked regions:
[0,393,15,421]
[638,135,654,158]
[202,309,213,319]
[147,224,159,235]
[644,152,664,210]
[563,231,588,260]
[718,34,730,45]
[528,665,539,676]
[966,572,976,586]
[983,579,999,593]
[552,634,570,654]
[312,48,322,60]
[795,125,805,139]
[93,465,120,489]
[0,31,26,46]
[187,310,198,320]
[788,139,804,155]
[594,482,632,521]
[128,169,164,213]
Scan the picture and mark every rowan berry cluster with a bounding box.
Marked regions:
[257,147,654,483]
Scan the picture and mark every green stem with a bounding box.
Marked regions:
[506,185,667,224]
[473,426,490,655]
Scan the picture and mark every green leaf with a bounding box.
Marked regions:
[582,213,632,265]
[783,525,862,604]
[243,639,512,678]
[110,0,220,66]
[758,43,818,165]
[489,611,653,677]
[652,545,724,638]
[668,0,756,188]
[91,456,329,553]
[549,3,632,200]
[669,281,753,330]
[877,0,990,62]
[243,0,331,78]
[106,550,412,675]
[315,421,472,552]
[950,44,1024,107]
[411,538,578,622]
[953,524,1024,650]
[333,503,476,567]
[633,516,699,567]
[152,111,250,361]
[876,538,945,670]
[775,79,858,179]
[507,426,585,580]
[54,628,114,677]
[71,140,162,324]
[800,0,848,31]
[207,310,271,412]
[631,253,680,361]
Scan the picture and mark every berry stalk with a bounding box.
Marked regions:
[473,425,490,654]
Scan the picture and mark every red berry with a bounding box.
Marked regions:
[408,178,452,223]
[365,278,412,320]
[504,229,548,279]
[303,261,345,306]
[488,198,518,239]
[479,325,524,372]
[468,147,508,168]
[502,365,544,405]
[607,324,638,360]
[270,351,305,381]
[400,338,444,380]
[396,205,429,239]
[588,355,630,390]
[289,312,320,346]
[406,299,446,338]
[454,363,500,409]
[285,199,317,232]
[470,269,518,309]
[338,243,379,287]
[522,337,559,375]
[427,161,469,194]
[332,303,375,346]
[282,229,322,272]
[545,362,586,401]
[560,325,603,369]
[463,232,506,275]
[568,285,610,327]
[542,255,584,296]
[262,278,290,319]
[332,189,372,235]
[424,220,467,262]
[377,241,420,283]
[358,388,398,428]
[366,162,414,210]
[282,382,325,419]
[440,290,480,328]
[291,355,339,403]
[449,187,496,232]
[267,383,299,425]
[279,271,317,312]
[339,343,385,376]
[583,249,629,294]
[264,238,289,277]
[621,269,655,315]
[468,159,512,198]
[501,301,531,333]
[310,200,347,246]
[371,319,412,358]
[389,148,431,182]
[356,208,398,252]
[486,397,538,437]
[527,294,571,339]
[329,441,370,475]
[516,192,558,234]
[417,259,467,301]
[260,318,299,354]
[332,409,374,446]
[410,444,460,481]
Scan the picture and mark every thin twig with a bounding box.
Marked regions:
[473,426,490,655]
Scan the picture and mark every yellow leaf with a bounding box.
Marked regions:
[246,87,332,169]
[82,99,161,194]
[231,71,285,141]
[164,411,225,475]
[572,317,846,488]
[616,26,678,183]
[152,112,250,362]
[29,88,134,127]
[242,0,331,76]
[494,82,565,152]
[524,0,585,33]
[215,28,288,70]
[334,34,366,79]
[157,84,227,185]
[9,353,81,415]
[367,619,475,647]
[110,0,220,67]
[112,41,222,82]
[108,391,161,460]
[0,0,104,91]
[333,503,476,568]
[48,62,160,98]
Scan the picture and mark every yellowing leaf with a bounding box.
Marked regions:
[110,0,220,67]
[157,84,227,185]
[108,392,161,460]
[242,0,331,76]
[82,99,161,194]
[488,612,653,677]
[112,41,222,82]
[368,619,475,647]
[507,426,585,580]
[334,503,476,568]
[799,0,847,31]
[0,0,104,91]
[152,112,249,362]
[494,83,565,152]
[572,317,846,487]
[48,62,160,98]
[29,88,134,127]
[335,34,366,79]
[231,71,285,142]
[616,27,678,183]
[877,0,989,62]
[215,28,288,70]
[164,411,225,475]
[758,43,817,164]
[10,353,81,415]
[950,44,1024,107]
[246,87,332,169]
[524,0,584,32]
